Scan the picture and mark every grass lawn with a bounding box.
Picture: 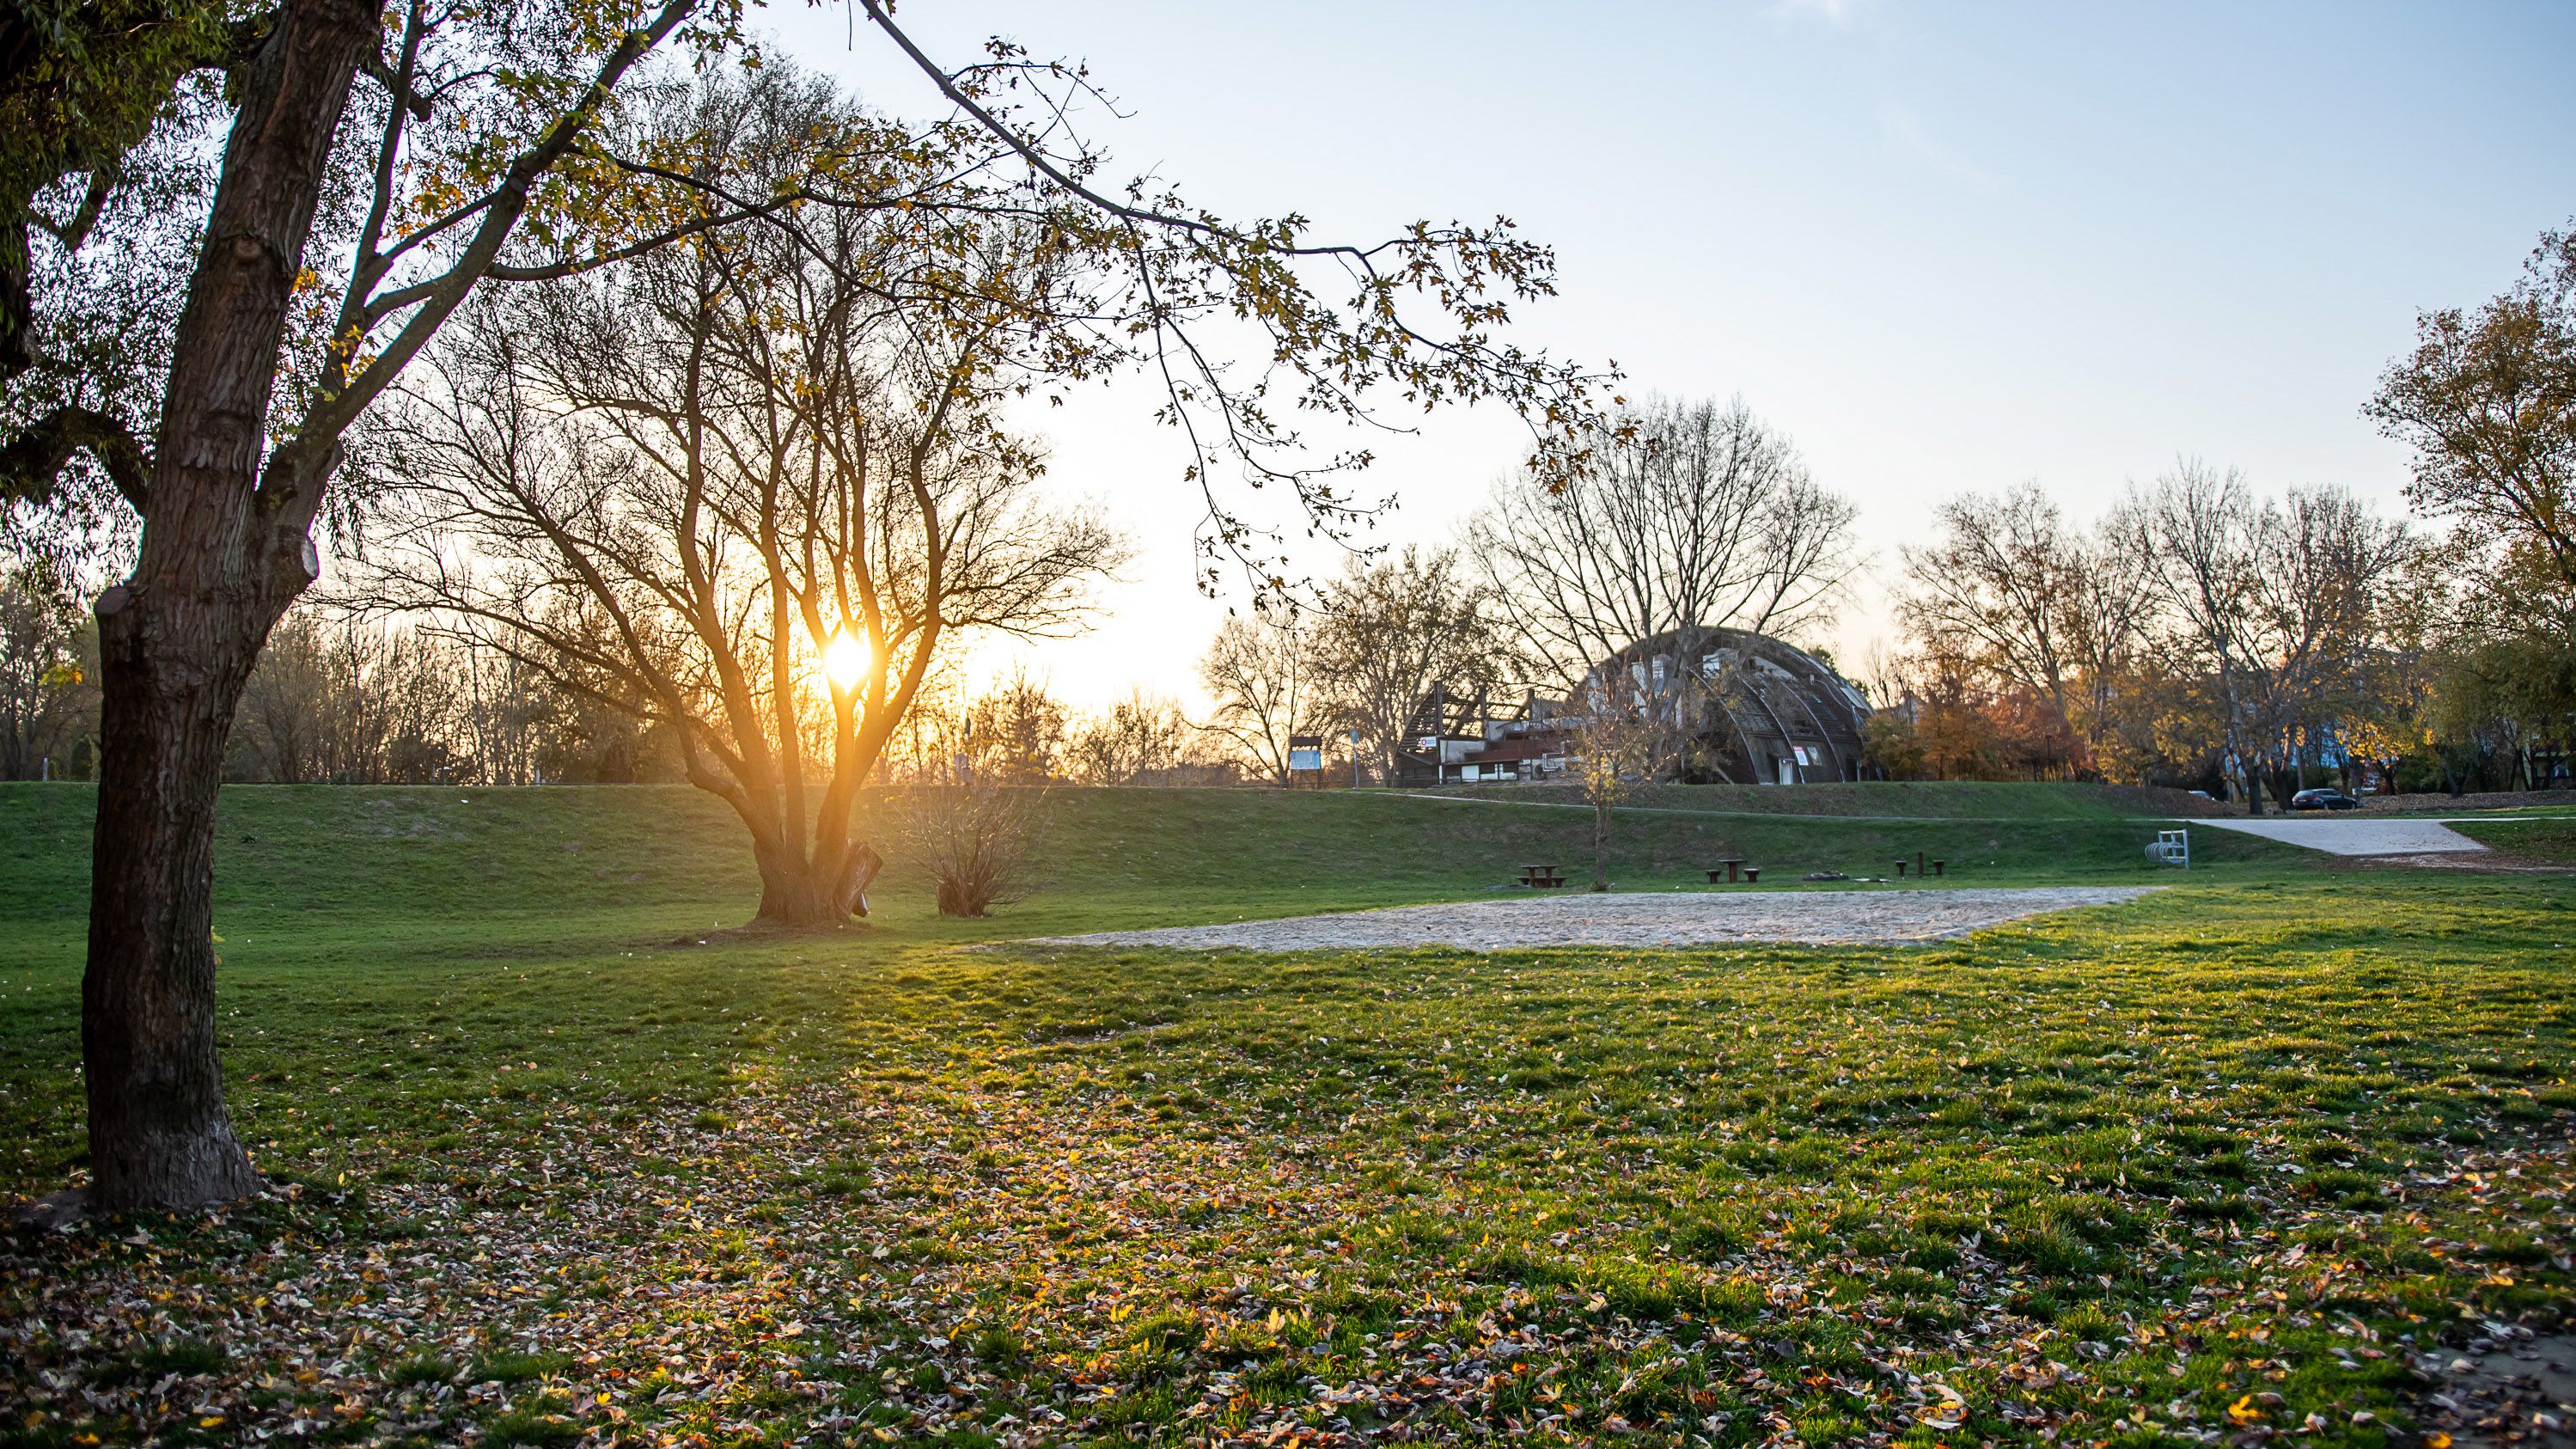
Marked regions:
[1405,780,2231,822]
[1,782,2569,1448]
[2450,818,2576,865]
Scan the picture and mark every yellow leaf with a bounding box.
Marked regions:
[2227,1395,2262,1426]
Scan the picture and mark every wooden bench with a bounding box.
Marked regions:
[1517,865,1566,889]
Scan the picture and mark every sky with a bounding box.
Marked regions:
[766,0,2576,712]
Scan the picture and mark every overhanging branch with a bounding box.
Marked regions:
[1,405,150,513]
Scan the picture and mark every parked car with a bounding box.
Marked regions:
[2290,787,2361,811]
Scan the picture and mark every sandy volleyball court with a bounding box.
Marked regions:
[1027,886,2159,952]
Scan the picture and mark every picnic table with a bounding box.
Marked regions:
[1517,863,1566,889]
[1706,859,1748,883]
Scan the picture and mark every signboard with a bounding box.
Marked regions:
[1288,734,1324,773]
[1792,745,1811,767]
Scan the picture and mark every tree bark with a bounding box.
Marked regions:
[750,836,883,927]
[81,0,377,1212]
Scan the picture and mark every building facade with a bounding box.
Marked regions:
[1390,627,1871,786]
[1596,627,1871,785]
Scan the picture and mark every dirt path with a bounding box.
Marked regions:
[1026,886,2158,952]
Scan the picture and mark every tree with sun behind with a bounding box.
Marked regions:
[351,70,1122,926]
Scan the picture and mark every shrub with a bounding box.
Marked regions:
[890,777,1045,917]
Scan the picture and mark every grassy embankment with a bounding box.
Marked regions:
[1,781,2567,1449]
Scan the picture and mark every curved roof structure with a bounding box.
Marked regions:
[1596,627,1871,785]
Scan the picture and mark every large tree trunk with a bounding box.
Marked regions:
[751,836,884,927]
[80,0,376,1212]
[85,590,279,1208]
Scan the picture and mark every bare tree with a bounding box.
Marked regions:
[230,613,470,784]
[2116,463,2418,810]
[963,671,1070,784]
[1472,395,1857,759]
[357,80,1121,924]
[1564,687,1667,891]
[1065,688,1196,784]
[231,614,331,784]
[1895,482,2146,767]
[1199,608,1324,785]
[455,639,551,786]
[1314,546,1507,783]
[2,452,129,780]
[0,553,96,778]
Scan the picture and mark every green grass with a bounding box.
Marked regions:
[1413,779,2229,821]
[0,782,2567,1448]
[0,781,2302,938]
[2450,816,2576,862]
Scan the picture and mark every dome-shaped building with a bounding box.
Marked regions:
[1393,627,1872,786]
[1590,627,1870,785]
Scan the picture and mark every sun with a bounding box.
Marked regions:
[821,629,870,689]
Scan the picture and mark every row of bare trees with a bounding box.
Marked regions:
[896,672,1233,787]
[6,600,1269,790]
[1884,468,2441,807]
[1199,545,1502,786]
[1883,223,2576,805]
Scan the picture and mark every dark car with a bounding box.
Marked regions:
[2290,788,2361,811]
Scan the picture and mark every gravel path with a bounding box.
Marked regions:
[1026,886,2159,952]
[2194,816,2495,855]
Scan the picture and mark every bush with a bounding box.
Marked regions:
[891,779,1045,917]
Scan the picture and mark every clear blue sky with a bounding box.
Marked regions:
[771,1,2576,707]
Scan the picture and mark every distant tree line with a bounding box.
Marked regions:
[12,384,1871,792]
[1873,467,2432,809]
[0,601,1269,789]
[1875,224,2575,807]
[16,203,2555,818]
[27,203,2563,816]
